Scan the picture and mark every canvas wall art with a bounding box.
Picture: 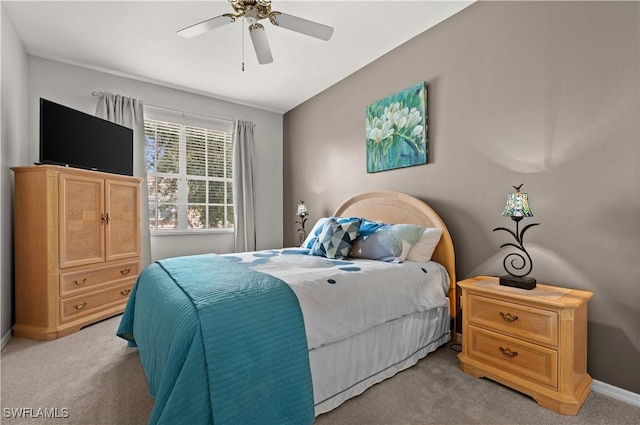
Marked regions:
[366,82,427,173]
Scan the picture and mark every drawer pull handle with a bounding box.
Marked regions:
[499,347,518,358]
[120,268,131,276]
[499,312,519,323]
[74,302,87,310]
[120,289,131,296]
[74,278,87,286]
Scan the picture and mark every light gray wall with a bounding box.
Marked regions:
[1,50,284,343]
[26,57,284,258]
[1,4,29,346]
[283,1,640,393]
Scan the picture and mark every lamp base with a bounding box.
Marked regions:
[499,275,537,290]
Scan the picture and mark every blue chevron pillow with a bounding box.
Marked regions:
[302,216,379,249]
[309,217,361,259]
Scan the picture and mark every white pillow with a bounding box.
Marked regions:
[405,227,443,262]
[350,223,425,263]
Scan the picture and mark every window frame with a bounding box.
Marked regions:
[144,106,234,236]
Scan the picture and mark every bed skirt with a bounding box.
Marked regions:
[311,304,450,415]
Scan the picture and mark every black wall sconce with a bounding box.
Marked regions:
[296,201,309,245]
[493,184,540,289]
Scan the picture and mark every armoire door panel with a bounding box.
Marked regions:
[59,174,105,268]
[105,180,140,261]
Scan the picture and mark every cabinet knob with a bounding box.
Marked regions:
[499,346,518,358]
[499,312,519,323]
[120,268,131,276]
[74,302,87,310]
[74,278,87,286]
[120,289,131,296]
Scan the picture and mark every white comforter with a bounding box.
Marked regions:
[223,249,450,350]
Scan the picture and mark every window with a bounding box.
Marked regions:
[144,110,234,233]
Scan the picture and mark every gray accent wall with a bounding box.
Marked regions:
[283,2,639,393]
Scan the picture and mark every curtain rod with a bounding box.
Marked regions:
[91,91,234,123]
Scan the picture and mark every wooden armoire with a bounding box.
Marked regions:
[11,165,142,339]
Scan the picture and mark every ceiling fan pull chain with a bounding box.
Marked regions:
[241,18,245,72]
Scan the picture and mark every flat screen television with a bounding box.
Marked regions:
[39,98,134,176]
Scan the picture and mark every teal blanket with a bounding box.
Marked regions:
[117,254,314,425]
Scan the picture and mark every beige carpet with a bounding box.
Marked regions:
[1,315,639,425]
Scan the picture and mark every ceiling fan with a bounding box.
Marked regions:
[177,0,334,65]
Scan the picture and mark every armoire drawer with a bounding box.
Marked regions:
[60,261,139,297]
[467,325,558,389]
[467,293,558,347]
[60,282,133,323]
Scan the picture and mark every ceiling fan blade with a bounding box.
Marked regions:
[249,23,273,64]
[270,12,334,41]
[177,14,235,39]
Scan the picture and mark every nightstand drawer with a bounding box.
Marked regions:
[467,293,558,347]
[467,325,557,389]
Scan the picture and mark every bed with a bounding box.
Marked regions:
[118,190,456,425]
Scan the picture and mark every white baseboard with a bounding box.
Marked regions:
[591,379,640,408]
[1,329,12,350]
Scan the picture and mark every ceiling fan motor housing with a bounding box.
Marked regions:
[230,0,273,23]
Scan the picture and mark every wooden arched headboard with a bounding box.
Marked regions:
[333,191,456,324]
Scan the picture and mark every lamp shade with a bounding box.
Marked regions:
[296,201,309,217]
[502,191,533,218]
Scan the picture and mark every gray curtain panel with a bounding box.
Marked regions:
[95,92,151,268]
[232,119,256,252]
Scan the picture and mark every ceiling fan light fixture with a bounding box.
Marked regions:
[244,6,259,24]
[178,0,333,64]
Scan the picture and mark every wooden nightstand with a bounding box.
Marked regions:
[457,276,593,415]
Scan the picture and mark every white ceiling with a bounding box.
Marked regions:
[4,0,474,113]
